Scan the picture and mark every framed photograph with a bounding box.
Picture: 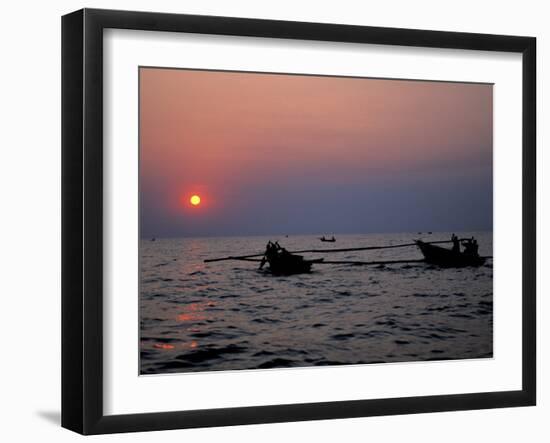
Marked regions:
[62,8,536,435]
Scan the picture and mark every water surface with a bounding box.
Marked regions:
[140,231,493,374]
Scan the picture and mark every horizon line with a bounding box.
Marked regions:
[140,229,494,241]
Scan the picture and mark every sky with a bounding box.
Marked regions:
[139,67,492,238]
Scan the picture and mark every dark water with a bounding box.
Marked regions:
[140,232,493,374]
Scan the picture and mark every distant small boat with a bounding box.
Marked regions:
[415,240,485,268]
[151,238,156,242]
[319,236,336,242]
[260,241,323,275]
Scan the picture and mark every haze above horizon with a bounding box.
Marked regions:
[140,68,493,239]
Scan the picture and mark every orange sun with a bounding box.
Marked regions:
[190,194,201,206]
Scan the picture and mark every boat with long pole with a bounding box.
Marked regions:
[204,236,490,275]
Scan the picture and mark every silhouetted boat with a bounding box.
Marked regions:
[260,241,323,275]
[267,254,323,275]
[204,237,491,274]
[319,236,336,242]
[415,240,485,267]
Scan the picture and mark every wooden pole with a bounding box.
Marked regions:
[317,256,492,266]
[204,253,265,263]
[289,240,456,255]
[317,258,426,265]
[203,239,464,263]
[206,256,492,266]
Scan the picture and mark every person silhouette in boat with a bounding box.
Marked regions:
[261,241,291,268]
[260,241,277,269]
[471,238,479,256]
[274,241,293,260]
[451,233,460,254]
[462,237,479,257]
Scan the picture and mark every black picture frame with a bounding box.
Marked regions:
[62,8,536,435]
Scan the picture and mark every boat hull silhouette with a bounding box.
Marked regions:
[267,255,324,275]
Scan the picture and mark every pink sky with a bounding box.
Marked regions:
[140,68,492,238]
